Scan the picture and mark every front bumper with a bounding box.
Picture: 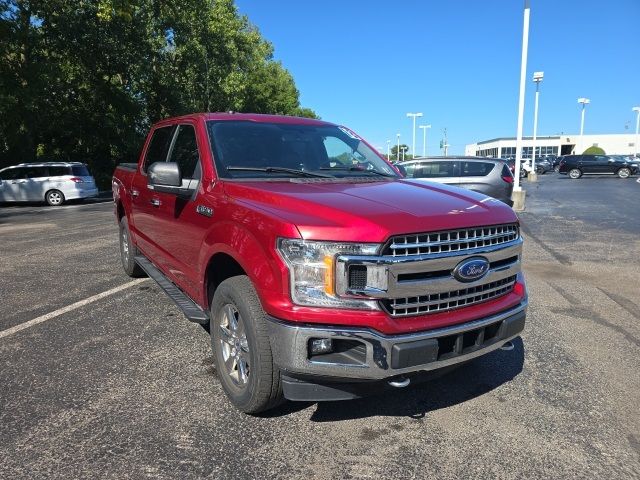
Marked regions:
[267,300,527,382]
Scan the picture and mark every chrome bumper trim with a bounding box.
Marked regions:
[266,300,527,380]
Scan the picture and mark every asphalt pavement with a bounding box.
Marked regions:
[1,174,639,479]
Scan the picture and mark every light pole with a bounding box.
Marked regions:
[632,107,640,158]
[530,71,544,182]
[386,140,391,160]
[512,0,531,212]
[396,133,401,162]
[419,124,431,157]
[407,112,423,159]
[577,97,590,154]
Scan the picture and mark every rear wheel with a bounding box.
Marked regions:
[617,167,631,179]
[211,275,283,414]
[536,166,545,174]
[119,217,145,277]
[554,165,560,173]
[45,189,65,206]
[568,168,582,179]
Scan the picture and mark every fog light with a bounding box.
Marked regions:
[310,338,333,355]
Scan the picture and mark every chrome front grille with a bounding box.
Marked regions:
[381,275,517,317]
[384,224,519,257]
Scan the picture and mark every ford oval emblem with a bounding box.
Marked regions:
[453,257,490,282]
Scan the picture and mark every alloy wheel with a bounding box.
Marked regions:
[218,304,250,387]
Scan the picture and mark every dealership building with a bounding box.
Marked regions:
[465,134,638,159]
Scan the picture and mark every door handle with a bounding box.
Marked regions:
[131,189,140,197]
[150,198,161,207]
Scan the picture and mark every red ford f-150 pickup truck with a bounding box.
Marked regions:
[113,113,527,413]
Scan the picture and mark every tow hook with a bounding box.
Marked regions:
[388,376,411,388]
[500,341,515,351]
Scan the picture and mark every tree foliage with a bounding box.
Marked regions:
[582,146,605,155]
[0,0,316,187]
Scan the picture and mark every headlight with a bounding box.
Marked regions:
[277,238,380,309]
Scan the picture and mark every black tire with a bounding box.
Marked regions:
[617,167,631,179]
[536,166,545,174]
[119,217,145,277]
[554,165,560,173]
[210,275,283,414]
[45,189,65,206]
[568,168,582,179]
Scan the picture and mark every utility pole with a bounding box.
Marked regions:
[443,128,449,156]
[406,113,423,159]
[512,0,531,211]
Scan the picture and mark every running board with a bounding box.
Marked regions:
[134,255,209,324]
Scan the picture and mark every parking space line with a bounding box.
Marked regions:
[0,278,148,340]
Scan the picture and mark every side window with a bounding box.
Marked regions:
[49,166,71,177]
[402,163,416,177]
[581,155,594,162]
[415,161,456,178]
[143,126,175,172]
[461,161,493,177]
[24,167,48,179]
[1,168,23,180]
[168,125,201,180]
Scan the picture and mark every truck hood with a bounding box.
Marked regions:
[223,179,518,243]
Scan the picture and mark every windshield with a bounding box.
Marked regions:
[206,120,397,179]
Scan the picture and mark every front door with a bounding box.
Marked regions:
[129,124,176,263]
[148,122,213,300]
[0,167,28,201]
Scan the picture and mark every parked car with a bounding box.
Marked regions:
[552,156,565,172]
[0,162,98,205]
[533,157,553,174]
[558,154,639,179]
[506,159,532,178]
[399,156,514,205]
[113,113,527,413]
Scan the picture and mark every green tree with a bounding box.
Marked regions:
[583,146,605,155]
[390,144,414,162]
[0,0,317,187]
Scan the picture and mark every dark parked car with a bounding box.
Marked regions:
[399,156,514,205]
[532,157,553,174]
[558,154,639,179]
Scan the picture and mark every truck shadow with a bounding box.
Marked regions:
[263,337,525,421]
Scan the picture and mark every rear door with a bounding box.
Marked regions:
[22,166,49,201]
[577,155,597,174]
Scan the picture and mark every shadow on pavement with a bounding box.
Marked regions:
[261,337,525,421]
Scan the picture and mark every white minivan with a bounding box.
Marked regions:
[0,162,99,206]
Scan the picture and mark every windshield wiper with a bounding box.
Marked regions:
[226,166,333,178]
[319,166,396,177]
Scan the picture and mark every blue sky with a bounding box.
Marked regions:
[236,0,640,155]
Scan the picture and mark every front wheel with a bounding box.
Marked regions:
[554,165,560,173]
[568,168,582,179]
[211,276,283,414]
[617,167,631,179]
[536,166,545,174]
[45,189,65,206]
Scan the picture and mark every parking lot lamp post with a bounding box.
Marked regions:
[386,140,391,159]
[577,98,590,154]
[419,124,431,157]
[511,0,531,211]
[633,107,640,158]
[407,112,423,159]
[530,71,544,183]
[396,133,401,162]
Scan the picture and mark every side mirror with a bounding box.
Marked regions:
[148,162,181,187]
[147,161,195,197]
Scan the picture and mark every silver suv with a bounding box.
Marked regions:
[398,156,514,206]
[0,162,98,206]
